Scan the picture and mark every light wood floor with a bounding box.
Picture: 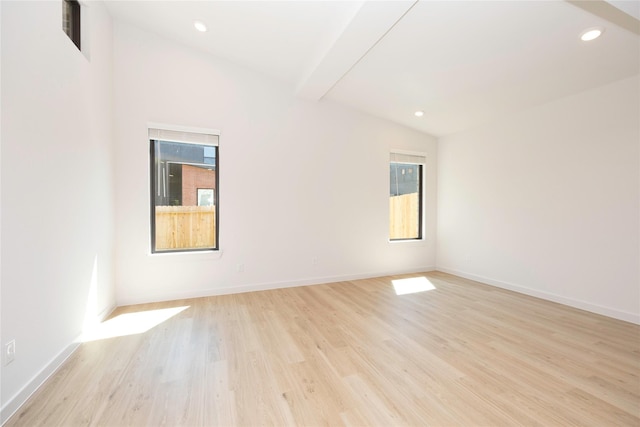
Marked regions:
[6,271,640,426]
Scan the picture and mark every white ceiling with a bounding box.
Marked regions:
[104,0,640,137]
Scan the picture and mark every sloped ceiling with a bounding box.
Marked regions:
[104,0,640,137]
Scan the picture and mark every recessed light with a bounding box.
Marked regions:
[194,21,207,32]
[580,27,604,41]
[414,111,424,117]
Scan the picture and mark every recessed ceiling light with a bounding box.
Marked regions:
[194,21,207,32]
[414,111,424,117]
[580,27,604,41]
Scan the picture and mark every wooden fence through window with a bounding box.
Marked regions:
[389,193,419,239]
[155,196,416,249]
[155,206,215,250]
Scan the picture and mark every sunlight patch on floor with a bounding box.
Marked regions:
[392,276,436,295]
[81,306,189,342]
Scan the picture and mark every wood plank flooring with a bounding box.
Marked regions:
[6,271,640,426]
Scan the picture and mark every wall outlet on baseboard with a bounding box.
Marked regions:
[4,340,16,365]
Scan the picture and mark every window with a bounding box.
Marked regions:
[389,152,424,240]
[62,0,81,50]
[150,128,219,253]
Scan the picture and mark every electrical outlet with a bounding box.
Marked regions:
[4,340,15,365]
[311,257,319,265]
[237,263,245,273]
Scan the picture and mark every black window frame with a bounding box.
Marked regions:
[150,139,220,254]
[63,0,81,51]
[389,161,424,241]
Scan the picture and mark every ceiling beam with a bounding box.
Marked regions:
[296,0,418,102]
[566,0,640,35]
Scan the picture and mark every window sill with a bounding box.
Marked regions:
[388,239,426,245]
[148,250,223,261]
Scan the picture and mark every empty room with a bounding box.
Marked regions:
[1,0,639,425]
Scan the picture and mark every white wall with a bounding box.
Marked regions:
[437,75,640,323]
[113,22,437,305]
[1,1,115,420]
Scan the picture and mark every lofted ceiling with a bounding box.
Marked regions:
[104,0,640,137]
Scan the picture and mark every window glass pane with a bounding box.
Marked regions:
[390,162,422,240]
[152,140,217,252]
[203,146,215,165]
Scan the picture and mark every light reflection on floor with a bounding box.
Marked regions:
[81,306,189,342]
[392,276,436,295]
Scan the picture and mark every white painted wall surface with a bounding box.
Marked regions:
[112,22,437,305]
[437,75,640,323]
[1,1,115,419]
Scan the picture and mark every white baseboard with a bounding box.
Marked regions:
[436,266,640,325]
[1,341,79,425]
[117,266,437,306]
[1,303,116,426]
